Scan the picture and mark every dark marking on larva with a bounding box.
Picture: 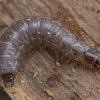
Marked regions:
[0,16,100,87]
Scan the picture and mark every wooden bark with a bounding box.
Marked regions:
[0,0,100,100]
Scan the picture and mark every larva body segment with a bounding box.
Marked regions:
[0,16,100,87]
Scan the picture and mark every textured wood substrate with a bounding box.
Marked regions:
[0,0,100,100]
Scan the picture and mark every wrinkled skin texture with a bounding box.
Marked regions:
[0,16,99,87]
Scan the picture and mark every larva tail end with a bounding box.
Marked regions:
[1,73,15,87]
[94,54,100,68]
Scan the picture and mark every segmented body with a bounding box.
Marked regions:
[0,16,99,87]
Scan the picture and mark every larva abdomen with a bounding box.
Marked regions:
[37,17,62,46]
[0,16,100,87]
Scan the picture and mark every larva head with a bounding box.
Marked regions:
[94,54,100,68]
[1,73,15,87]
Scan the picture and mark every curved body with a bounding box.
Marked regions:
[0,16,99,87]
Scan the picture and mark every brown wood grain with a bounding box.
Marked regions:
[0,0,100,100]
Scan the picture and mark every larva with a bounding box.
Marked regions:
[0,16,100,87]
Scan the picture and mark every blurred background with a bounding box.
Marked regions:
[0,86,12,100]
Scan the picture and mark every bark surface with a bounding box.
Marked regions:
[0,0,100,100]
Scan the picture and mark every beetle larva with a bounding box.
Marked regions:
[0,16,100,87]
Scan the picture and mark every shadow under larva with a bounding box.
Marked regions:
[0,16,100,87]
